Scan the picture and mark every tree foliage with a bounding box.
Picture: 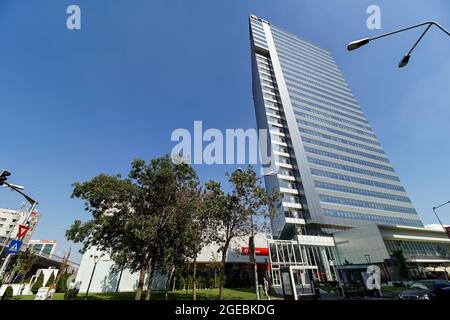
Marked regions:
[207,166,279,299]
[45,272,56,287]
[56,273,69,293]
[31,272,44,294]
[12,249,36,282]
[66,157,278,301]
[391,249,409,280]
[1,286,13,300]
[66,155,204,300]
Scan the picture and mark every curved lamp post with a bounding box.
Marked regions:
[85,254,101,297]
[433,201,450,239]
[347,21,450,68]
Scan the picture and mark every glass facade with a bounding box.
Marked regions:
[385,240,450,258]
[249,15,423,239]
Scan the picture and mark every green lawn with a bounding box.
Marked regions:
[12,288,266,301]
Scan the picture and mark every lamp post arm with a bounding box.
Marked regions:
[406,23,432,56]
[370,21,450,43]
[3,181,38,206]
[432,22,450,37]
[434,201,450,210]
[433,201,450,232]
[370,22,434,41]
[433,207,446,230]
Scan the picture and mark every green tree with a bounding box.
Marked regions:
[176,275,185,290]
[184,186,217,300]
[206,256,222,288]
[110,251,128,293]
[128,156,200,300]
[45,272,56,287]
[31,272,44,294]
[66,155,201,300]
[391,249,409,280]
[66,172,145,299]
[208,167,279,300]
[56,273,68,293]
[12,249,36,284]
[1,286,13,300]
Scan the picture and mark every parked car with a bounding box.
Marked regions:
[398,280,450,300]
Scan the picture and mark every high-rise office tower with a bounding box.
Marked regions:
[249,15,423,243]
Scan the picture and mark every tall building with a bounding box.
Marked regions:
[249,15,423,240]
[0,208,40,248]
[249,16,426,287]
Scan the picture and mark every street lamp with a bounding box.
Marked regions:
[85,254,101,298]
[235,168,277,300]
[347,21,450,68]
[433,201,450,239]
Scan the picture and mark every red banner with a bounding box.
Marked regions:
[241,247,269,256]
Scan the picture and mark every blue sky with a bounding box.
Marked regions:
[1,0,449,262]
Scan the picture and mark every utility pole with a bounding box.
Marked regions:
[0,170,38,281]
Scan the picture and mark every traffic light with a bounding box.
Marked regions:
[0,170,11,186]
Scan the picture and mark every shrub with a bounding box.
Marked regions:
[196,276,203,290]
[177,275,185,291]
[45,272,56,287]
[56,273,68,293]
[187,276,193,290]
[31,272,44,294]
[1,286,13,300]
[206,276,215,289]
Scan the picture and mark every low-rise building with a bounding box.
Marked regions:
[75,234,272,294]
[28,240,57,257]
[333,224,450,282]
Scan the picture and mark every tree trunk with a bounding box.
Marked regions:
[192,257,197,300]
[219,243,229,300]
[145,261,156,300]
[115,267,124,293]
[186,262,190,296]
[135,264,147,300]
[165,265,175,300]
[172,268,177,292]
[252,251,260,300]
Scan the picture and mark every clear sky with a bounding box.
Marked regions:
[1,0,449,263]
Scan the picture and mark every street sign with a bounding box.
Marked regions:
[18,225,30,239]
[241,247,269,256]
[7,240,23,254]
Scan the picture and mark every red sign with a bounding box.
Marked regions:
[241,247,269,256]
[445,226,450,239]
[17,225,30,239]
